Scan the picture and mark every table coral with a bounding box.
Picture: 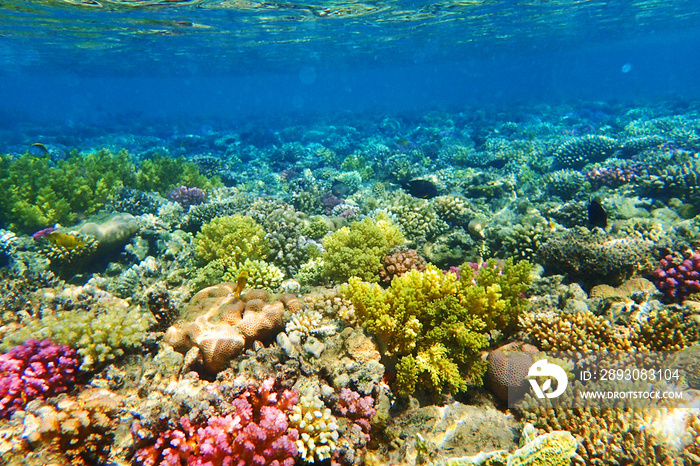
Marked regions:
[343,260,531,396]
[0,338,80,418]
[164,284,300,372]
[134,378,299,466]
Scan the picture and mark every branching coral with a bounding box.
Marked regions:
[134,378,299,466]
[194,214,269,264]
[552,135,619,169]
[289,388,339,463]
[343,260,532,396]
[322,216,405,283]
[0,339,80,418]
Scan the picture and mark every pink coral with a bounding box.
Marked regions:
[167,186,206,208]
[379,248,427,285]
[336,388,376,442]
[0,338,80,418]
[652,252,700,301]
[135,378,299,466]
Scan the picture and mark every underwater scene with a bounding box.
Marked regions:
[2,0,700,465]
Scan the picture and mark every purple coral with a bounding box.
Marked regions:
[167,186,206,208]
[652,252,700,301]
[0,339,80,418]
[135,378,299,466]
[584,165,639,190]
[336,388,376,442]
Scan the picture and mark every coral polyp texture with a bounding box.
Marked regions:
[164,284,300,372]
[194,214,270,264]
[378,247,427,285]
[0,339,80,418]
[289,388,339,463]
[134,378,299,466]
[652,251,700,301]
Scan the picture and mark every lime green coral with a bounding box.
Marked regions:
[343,259,532,396]
[322,216,404,283]
[0,149,219,234]
[194,215,270,264]
[2,303,152,370]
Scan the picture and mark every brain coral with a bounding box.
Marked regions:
[164,284,301,372]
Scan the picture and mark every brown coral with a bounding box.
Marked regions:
[163,284,297,373]
[378,247,427,285]
[486,341,540,402]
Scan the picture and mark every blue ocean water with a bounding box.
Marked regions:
[1,0,699,132]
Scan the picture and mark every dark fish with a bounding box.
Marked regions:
[28,142,50,159]
[486,159,508,169]
[588,199,607,229]
[403,179,439,199]
[331,181,349,197]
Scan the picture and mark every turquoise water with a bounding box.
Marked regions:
[1,0,700,126]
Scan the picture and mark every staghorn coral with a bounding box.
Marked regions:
[343,260,531,396]
[289,387,339,463]
[194,214,269,264]
[0,339,80,418]
[637,156,700,203]
[134,378,299,466]
[378,247,427,285]
[163,284,300,372]
[322,216,405,284]
[552,134,620,169]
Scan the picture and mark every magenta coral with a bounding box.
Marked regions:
[0,338,80,418]
[652,252,700,301]
[167,186,206,208]
[135,378,299,466]
[336,388,376,442]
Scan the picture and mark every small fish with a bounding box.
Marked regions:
[234,270,249,298]
[588,199,608,229]
[46,232,87,250]
[403,179,439,199]
[331,181,349,197]
[28,143,50,159]
[395,138,410,147]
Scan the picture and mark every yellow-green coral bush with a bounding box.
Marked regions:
[0,150,219,234]
[322,216,405,283]
[343,259,532,396]
[194,215,270,264]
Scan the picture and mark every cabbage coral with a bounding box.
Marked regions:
[343,259,532,396]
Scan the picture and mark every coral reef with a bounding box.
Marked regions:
[0,339,80,418]
[289,387,339,463]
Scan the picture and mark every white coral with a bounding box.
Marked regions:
[289,390,339,463]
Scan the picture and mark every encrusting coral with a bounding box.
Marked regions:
[343,259,532,396]
[163,284,302,372]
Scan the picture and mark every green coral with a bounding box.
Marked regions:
[135,154,221,194]
[301,216,331,240]
[222,258,284,291]
[194,215,269,264]
[322,216,404,283]
[2,305,152,370]
[340,155,374,180]
[0,149,219,234]
[343,260,532,396]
